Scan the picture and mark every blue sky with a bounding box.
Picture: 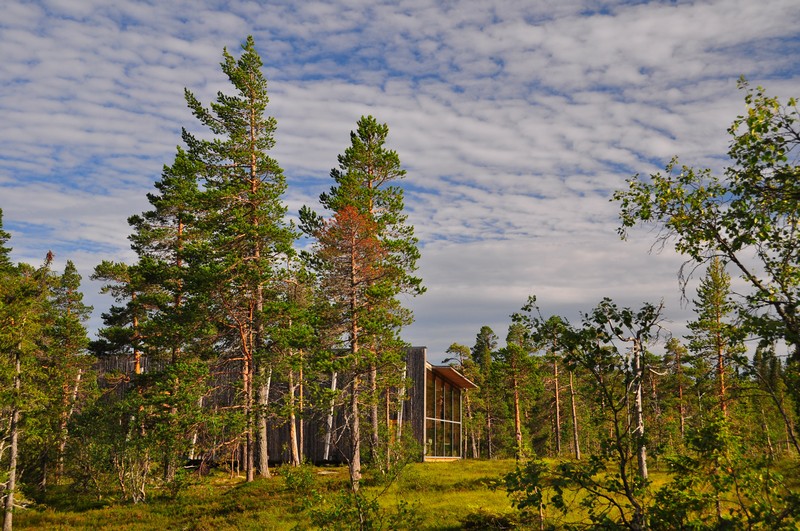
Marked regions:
[2,0,799,359]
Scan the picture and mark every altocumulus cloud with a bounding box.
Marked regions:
[1,0,798,357]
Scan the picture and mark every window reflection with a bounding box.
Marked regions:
[424,370,463,458]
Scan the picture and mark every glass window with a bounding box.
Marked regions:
[437,378,444,418]
[425,418,434,455]
[424,370,466,458]
[443,381,451,420]
[436,420,444,456]
[426,371,435,419]
[453,424,461,457]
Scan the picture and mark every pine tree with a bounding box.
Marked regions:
[127,148,209,364]
[496,323,539,460]
[444,343,480,458]
[183,36,295,481]
[1,246,53,531]
[471,326,498,458]
[0,210,11,272]
[45,261,92,486]
[686,257,744,420]
[301,116,423,489]
[91,261,148,373]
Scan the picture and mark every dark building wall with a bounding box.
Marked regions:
[93,347,452,465]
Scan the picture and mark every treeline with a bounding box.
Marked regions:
[452,273,796,466]
[459,80,800,528]
[0,35,423,529]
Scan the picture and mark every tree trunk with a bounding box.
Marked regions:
[255,364,271,477]
[512,369,523,460]
[676,348,686,440]
[463,391,478,459]
[323,372,338,462]
[299,364,304,460]
[288,368,300,466]
[760,405,774,459]
[486,395,493,460]
[349,375,362,492]
[632,340,648,480]
[244,350,254,482]
[717,330,727,418]
[3,347,21,531]
[396,364,406,440]
[369,363,380,466]
[553,357,562,456]
[56,368,83,484]
[569,371,581,460]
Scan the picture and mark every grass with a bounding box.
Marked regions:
[14,457,798,529]
[13,460,520,530]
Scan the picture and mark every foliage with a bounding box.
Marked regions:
[14,460,519,530]
[615,79,800,358]
[300,115,423,490]
[652,416,800,529]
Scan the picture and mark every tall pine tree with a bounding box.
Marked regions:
[183,36,295,481]
[301,116,423,489]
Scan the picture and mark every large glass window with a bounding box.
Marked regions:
[424,369,464,458]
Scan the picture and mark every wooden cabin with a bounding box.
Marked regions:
[95,346,477,464]
[405,346,478,460]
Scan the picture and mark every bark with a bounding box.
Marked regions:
[369,363,380,466]
[632,340,648,480]
[486,393,493,460]
[384,389,391,472]
[553,357,562,456]
[760,405,774,459]
[676,348,686,440]
[55,368,83,483]
[299,364,304,460]
[244,349,254,482]
[512,368,523,460]
[396,364,406,440]
[349,374,362,492]
[3,346,21,531]
[132,292,142,375]
[288,368,300,466]
[717,331,727,418]
[255,364,271,477]
[569,371,581,460]
[323,372,338,462]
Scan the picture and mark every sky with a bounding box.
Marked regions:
[2,0,799,361]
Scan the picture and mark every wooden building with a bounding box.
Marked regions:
[95,346,477,464]
[404,346,478,460]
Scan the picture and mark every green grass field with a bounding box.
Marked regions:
[13,460,522,530]
[14,457,798,529]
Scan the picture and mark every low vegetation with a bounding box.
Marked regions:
[13,460,518,530]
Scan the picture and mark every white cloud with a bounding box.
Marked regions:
[1,0,798,359]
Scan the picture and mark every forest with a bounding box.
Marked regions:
[1,36,799,530]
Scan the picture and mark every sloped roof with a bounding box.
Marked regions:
[429,364,478,389]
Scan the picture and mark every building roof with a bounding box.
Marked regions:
[429,364,478,389]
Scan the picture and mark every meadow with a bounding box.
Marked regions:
[14,459,524,530]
